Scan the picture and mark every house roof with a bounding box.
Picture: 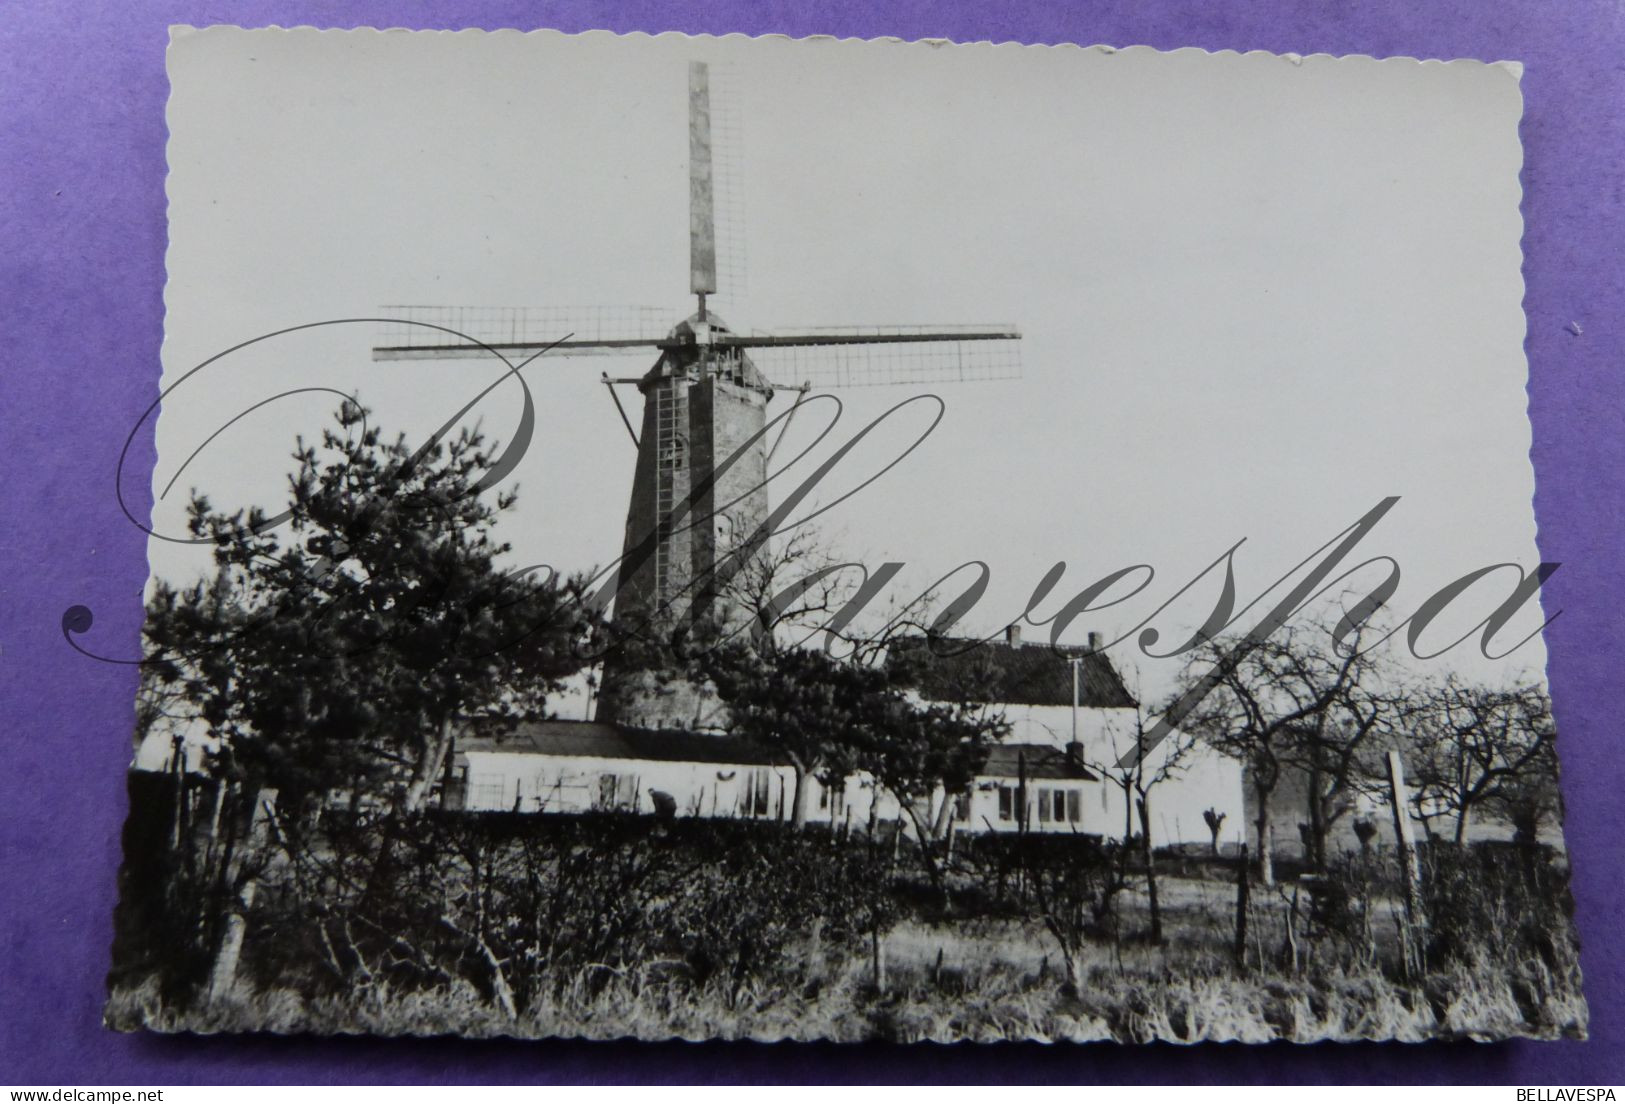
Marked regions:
[457,719,784,766]
[887,634,1137,709]
[979,743,1098,781]
[457,720,1098,783]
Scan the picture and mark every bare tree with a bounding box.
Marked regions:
[712,525,862,656]
[1203,808,1227,855]
[1094,677,1197,944]
[1021,837,1126,996]
[1280,628,1395,871]
[699,526,882,828]
[1402,676,1559,846]
[703,643,879,828]
[1176,617,1374,885]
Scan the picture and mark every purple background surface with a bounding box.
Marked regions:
[3,0,1621,1084]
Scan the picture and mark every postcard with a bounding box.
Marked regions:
[105,26,1583,1042]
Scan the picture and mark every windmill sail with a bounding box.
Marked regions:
[374,308,1021,388]
[706,62,748,298]
[689,61,718,298]
[365,58,1025,730]
[739,326,1023,389]
[372,305,672,360]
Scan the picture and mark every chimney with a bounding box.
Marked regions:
[1065,740,1085,769]
[1087,630,1102,651]
[1005,623,1022,647]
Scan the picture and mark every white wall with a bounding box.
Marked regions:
[998,703,1134,749]
[132,724,213,773]
[138,704,1242,848]
[990,705,1245,848]
[457,751,917,828]
[455,741,1240,849]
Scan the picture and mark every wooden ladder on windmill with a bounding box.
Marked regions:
[651,380,687,599]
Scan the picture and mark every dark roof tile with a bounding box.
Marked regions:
[457,719,783,766]
[980,743,1098,781]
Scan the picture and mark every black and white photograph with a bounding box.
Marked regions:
[105,26,1585,1044]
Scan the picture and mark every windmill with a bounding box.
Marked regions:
[373,61,1022,730]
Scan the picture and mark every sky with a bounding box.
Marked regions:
[150,28,1542,708]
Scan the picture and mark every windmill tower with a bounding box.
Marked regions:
[373,61,1022,731]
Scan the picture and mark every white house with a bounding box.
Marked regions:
[452,721,811,819]
[892,626,1246,847]
[441,627,1243,845]
[132,628,1244,847]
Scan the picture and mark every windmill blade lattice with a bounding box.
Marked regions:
[361,58,1026,731]
[374,305,674,360]
[707,62,748,300]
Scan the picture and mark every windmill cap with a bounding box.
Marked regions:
[668,310,731,340]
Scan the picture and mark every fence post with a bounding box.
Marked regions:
[205,786,275,1004]
[871,927,887,994]
[169,734,187,851]
[1385,751,1424,924]
[1233,842,1250,970]
[1284,880,1301,974]
[1017,753,1029,835]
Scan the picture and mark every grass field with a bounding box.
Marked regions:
[106,863,1587,1044]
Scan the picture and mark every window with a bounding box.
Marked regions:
[468,775,506,811]
[1036,788,1075,825]
[593,772,640,811]
[741,769,773,817]
[953,791,972,822]
[818,782,847,817]
[998,785,1016,821]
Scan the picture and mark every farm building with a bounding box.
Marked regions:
[447,721,808,820]
[889,626,1246,846]
[444,716,1103,836]
[441,626,1245,845]
[129,627,1244,846]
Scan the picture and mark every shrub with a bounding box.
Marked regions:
[137,809,901,1019]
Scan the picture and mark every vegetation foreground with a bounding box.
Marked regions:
[106,793,1585,1044]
